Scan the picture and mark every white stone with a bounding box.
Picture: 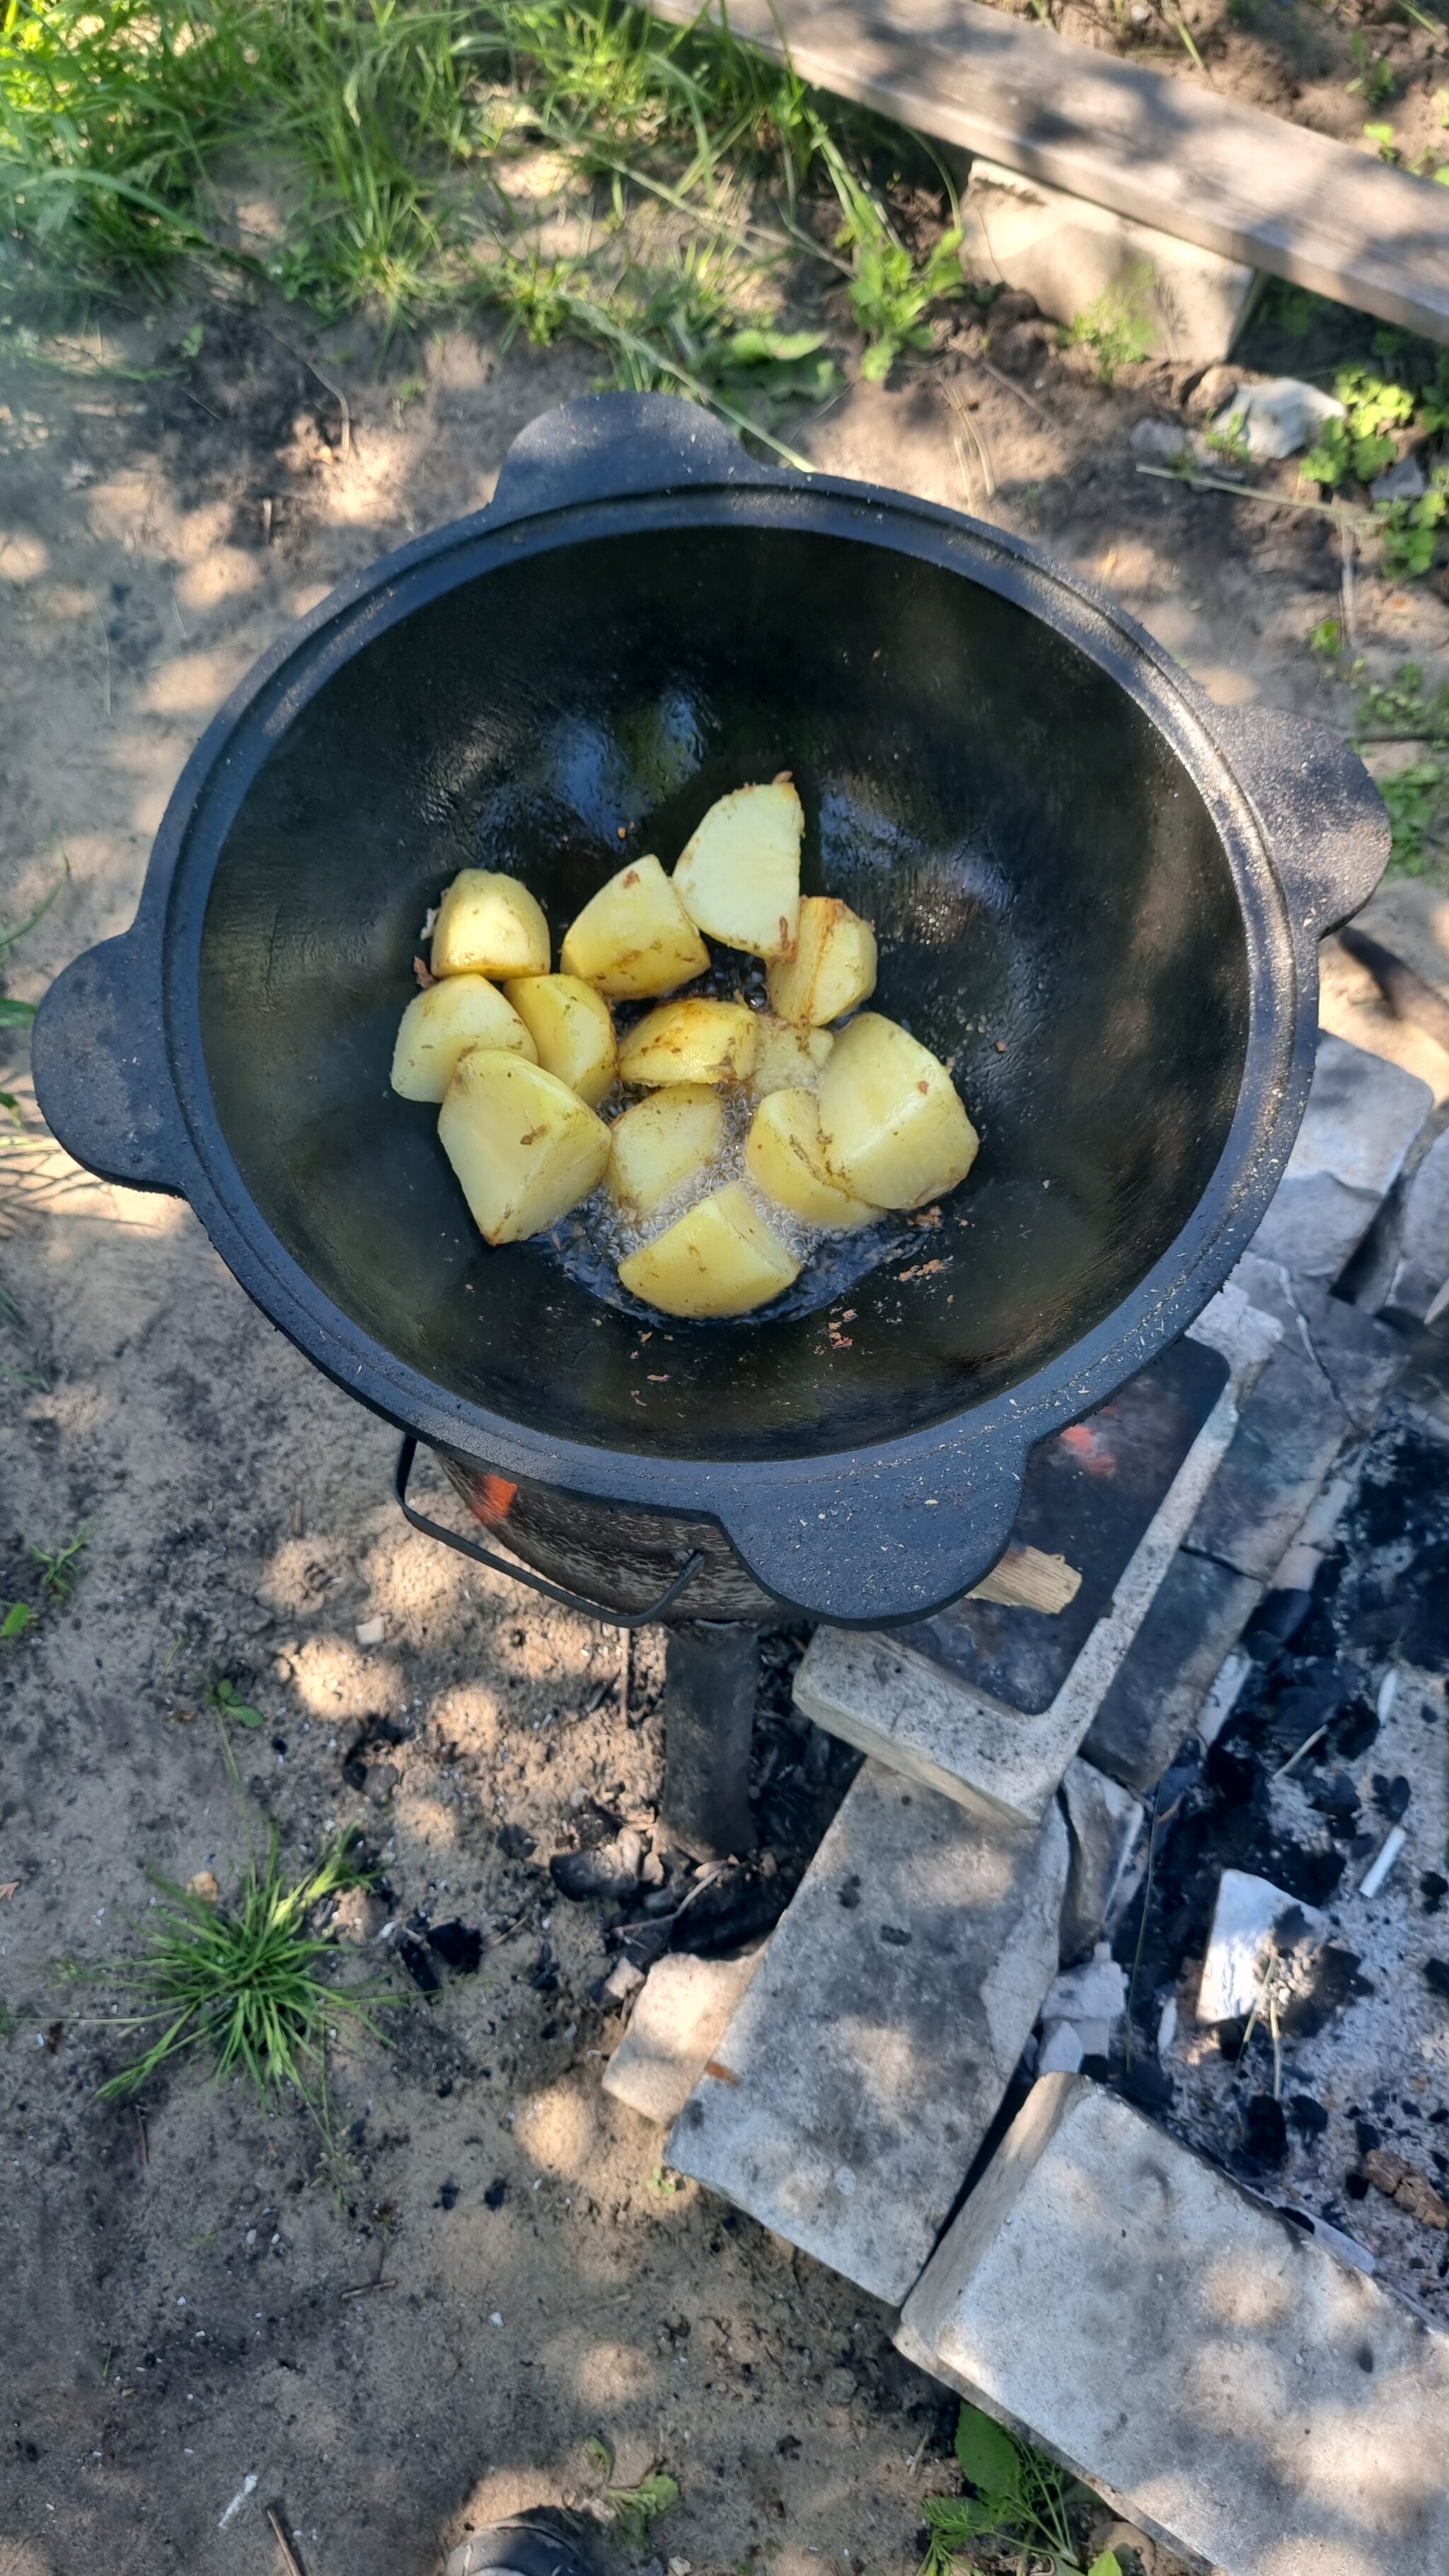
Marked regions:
[962,158,1259,367]
[1041,1946,1127,2026]
[794,1291,1273,1830]
[354,1616,385,1646]
[1371,451,1426,503]
[897,2074,1449,2576]
[665,1761,1069,2304]
[602,1956,645,2006]
[601,1946,766,2127]
[1211,375,1344,460]
[1059,1758,1144,1960]
[1196,1868,1328,2024]
[1037,2020,1084,2074]
[1252,1032,1433,1284]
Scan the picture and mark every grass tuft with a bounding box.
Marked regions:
[80,1829,391,2104]
[0,0,964,421]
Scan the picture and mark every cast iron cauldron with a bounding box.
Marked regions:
[33,393,1388,1629]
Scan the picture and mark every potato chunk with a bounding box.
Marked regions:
[618,997,758,1088]
[619,1182,799,1317]
[766,895,877,1027]
[750,1011,834,1097]
[430,870,551,979]
[817,1012,979,1209]
[608,1084,725,1220]
[391,974,536,1103]
[504,973,616,1107]
[673,778,802,961]
[560,853,710,1000]
[439,1049,610,1245]
[745,1087,879,1232]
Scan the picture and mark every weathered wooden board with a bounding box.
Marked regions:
[648,0,1449,345]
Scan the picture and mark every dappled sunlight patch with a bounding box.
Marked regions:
[391,1786,461,1852]
[142,644,253,717]
[1198,2248,1293,2331]
[572,2335,655,2405]
[424,1680,505,1760]
[290,1631,404,1717]
[175,546,264,613]
[0,529,50,583]
[517,2077,600,2181]
[1190,662,1257,707]
[37,581,99,620]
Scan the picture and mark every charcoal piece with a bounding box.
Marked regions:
[1119,2059,1174,2112]
[1346,2169,1370,2199]
[670,1853,794,1958]
[483,2176,508,2209]
[497,1825,536,1861]
[1372,1774,1412,1823]
[1330,1697,1380,1761]
[1426,1958,1449,1999]
[427,1919,483,1973]
[1421,1872,1449,1917]
[436,2178,459,2210]
[1356,2120,1382,2156]
[1289,2093,1329,2140]
[1243,2093,1289,2167]
[1269,1842,1347,1910]
[396,1933,443,1994]
[550,1829,644,1902]
[1215,2018,1249,2062]
[1084,1552,1264,1797]
[1309,1772,1361,1822]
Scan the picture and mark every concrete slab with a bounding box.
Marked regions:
[794,1293,1276,1830]
[897,2074,1449,2576]
[961,158,1259,366]
[1385,1125,1449,1325]
[665,1761,1069,2305]
[602,1946,767,2127]
[1251,1032,1432,1285]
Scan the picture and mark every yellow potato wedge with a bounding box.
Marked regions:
[673,778,803,961]
[560,853,710,1000]
[430,870,550,979]
[766,895,877,1027]
[504,973,616,1107]
[745,1087,880,1232]
[619,1182,800,1318]
[608,1083,726,1220]
[817,1012,979,1210]
[750,1010,834,1097]
[618,997,758,1088]
[439,1049,611,1245]
[390,974,536,1103]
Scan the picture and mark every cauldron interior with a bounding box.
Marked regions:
[200,521,1249,1463]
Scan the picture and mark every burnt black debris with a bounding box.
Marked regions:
[1426,1959,1449,2000]
[427,1920,483,1973]
[1421,1871,1449,1915]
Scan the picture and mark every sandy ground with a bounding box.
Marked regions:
[4,270,1449,2576]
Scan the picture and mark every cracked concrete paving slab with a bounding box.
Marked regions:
[898,2074,1449,2576]
[1251,1032,1433,1286]
[664,1761,1069,2305]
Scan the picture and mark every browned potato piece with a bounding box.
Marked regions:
[390,974,536,1102]
[438,1049,611,1244]
[816,1012,978,1210]
[672,778,802,960]
[607,1084,726,1220]
[618,998,758,1088]
[560,854,709,1000]
[430,870,550,978]
[766,896,877,1027]
[745,1087,879,1231]
[504,974,616,1107]
[618,1182,799,1317]
[750,1012,834,1097]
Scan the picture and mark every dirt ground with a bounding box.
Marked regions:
[3,268,1449,2576]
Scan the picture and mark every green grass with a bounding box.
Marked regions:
[1353,661,1449,879]
[0,0,964,438]
[584,2439,680,2550]
[1058,265,1154,385]
[919,2405,1119,2576]
[76,1829,391,2105]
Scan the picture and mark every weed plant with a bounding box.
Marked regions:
[0,0,964,439]
[1353,661,1449,877]
[920,2403,1120,2576]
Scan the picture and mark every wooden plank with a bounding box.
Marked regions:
[648,0,1449,346]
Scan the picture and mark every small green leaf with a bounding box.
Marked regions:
[208,1677,263,1728]
[0,998,37,1026]
[1087,2553,1124,2576]
[585,2435,613,2480]
[1,1602,35,1641]
[727,326,826,365]
[954,2402,1022,2501]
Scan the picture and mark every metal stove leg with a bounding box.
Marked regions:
[659,1621,760,1864]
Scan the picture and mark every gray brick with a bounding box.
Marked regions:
[666,1762,1068,2305]
[1084,1549,1264,1796]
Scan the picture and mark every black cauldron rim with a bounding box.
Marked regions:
[32,393,1389,1627]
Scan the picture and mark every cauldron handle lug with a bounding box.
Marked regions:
[392,1436,704,1627]
[30,928,195,1197]
[713,1442,1031,1628]
[1213,702,1390,941]
[486,391,784,528]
